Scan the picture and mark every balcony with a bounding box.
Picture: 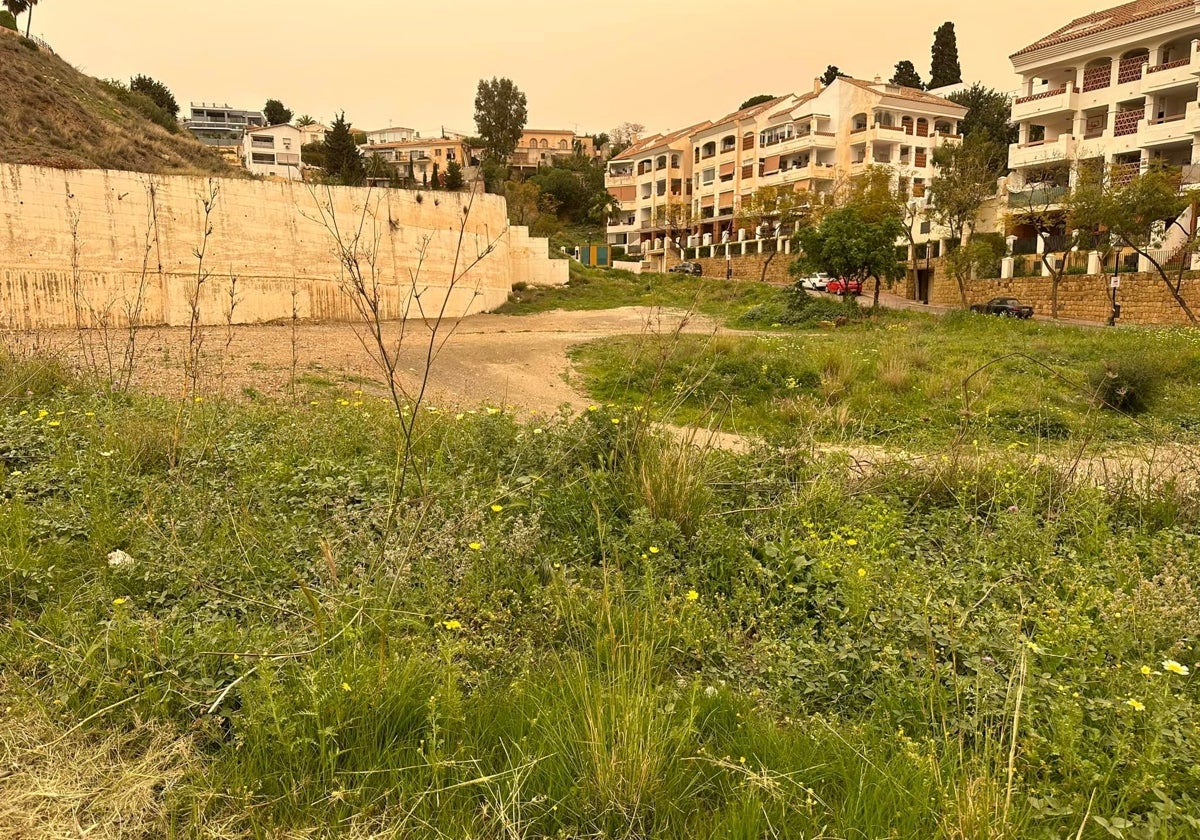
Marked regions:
[1009,135,1078,169]
[1188,100,1200,134]
[1114,109,1143,137]
[1011,84,1078,121]
[1140,112,1189,147]
[1144,54,1200,93]
[606,173,635,187]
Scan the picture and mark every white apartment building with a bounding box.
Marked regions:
[605,77,966,261]
[240,124,303,180]
[1009,0,1200,189]
[364,126,418,146]
[185,103,267,147]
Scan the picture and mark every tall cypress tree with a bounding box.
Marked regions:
[929,22,962,89]
[821,65,847,87]
[323,112,365,186]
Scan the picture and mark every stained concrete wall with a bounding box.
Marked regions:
[0,164,563,329]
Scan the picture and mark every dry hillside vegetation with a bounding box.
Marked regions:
[0,33,235,175]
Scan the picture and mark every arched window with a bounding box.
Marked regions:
[540,139,549,149]
[916,118,929,137]
[901,116,914,135]
[702,142,716,158]
[876,112,894,128]
[656,155,668,169]
[559,140,568,150]
[1118,48,1150,84]
[721,134,736,152]
[1083,57,1113,91]
[529,138,538,148]
[852,113,869,131]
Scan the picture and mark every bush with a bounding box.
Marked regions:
[99,80,180,134]
[1089,358,1161,413]
[0,10,16,30]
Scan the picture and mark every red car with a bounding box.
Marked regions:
[825,278,862,296]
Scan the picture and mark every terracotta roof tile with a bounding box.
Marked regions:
[1012,0,1193,58]
[840,77,967,112]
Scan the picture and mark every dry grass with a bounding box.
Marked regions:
[0,33,235,175]
[0,701,196,840]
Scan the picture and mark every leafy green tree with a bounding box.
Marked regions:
[929,22,962,88]
[530,166,592,222]
[1009,165,1073,318]
[1069,164,1199,323]
[739,94,775,110]
[264,99,293,126]
[889,61,924,90]
[947,83,1018,175]
[474,77,528,162]
[301,141,326,170]
[737,185,811,282]
[821,65,847,86]
[844,167,914,305]
[927,136,999,246]
[792,206,904,300]
[481,158,509,194]
[0,8,17,30]
[130,74,179,120]
[444,160,464,190]
[2,0,35,37]
[322,112,364,186]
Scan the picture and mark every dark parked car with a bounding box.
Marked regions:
[668,261,703,276]
[825,277,862,296]
[970,297,1035,319]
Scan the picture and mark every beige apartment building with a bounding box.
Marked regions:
[360,137,470,186]
[510,129,598,172]
[605,77,966,261]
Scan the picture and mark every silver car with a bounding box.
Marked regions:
[798,272,831,292]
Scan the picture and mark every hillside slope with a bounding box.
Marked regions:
[0,32,236,175]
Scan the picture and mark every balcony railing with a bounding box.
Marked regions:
[1014,85,1073,105]
[1147,57,1191,74]
[1082,64,1112,92]
[1114,110,1143,137]
[1117,55,1148,84]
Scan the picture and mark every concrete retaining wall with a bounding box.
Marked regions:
[0,164,563,329]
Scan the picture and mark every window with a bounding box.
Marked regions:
[252,153,275,164]
[540,139,549,149]
[702,168,715,185]
[530,138,538,148]
[282,138,292,150]
[436,148,442,157]
[559,140,569,150]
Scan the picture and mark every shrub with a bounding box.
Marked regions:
[1089,357,1161,414]
[99,80,179,134]
[0,10,16,30]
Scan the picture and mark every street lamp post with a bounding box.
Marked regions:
[1109,246,1122,327]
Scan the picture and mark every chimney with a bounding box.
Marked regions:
[874,75,882,84]
[814,77,823,93]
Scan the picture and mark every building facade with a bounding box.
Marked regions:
[364,126,418,146]
[1009,0,1200,191]
[240,124,303,180]
[510,130,598,172]
[359,137,470,186]
[605,78,966,261]
[184,103,267,148]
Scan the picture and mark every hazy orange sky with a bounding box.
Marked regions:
[31,0,1106,135]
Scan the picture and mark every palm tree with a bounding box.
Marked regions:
[19,0,35,37]
[2,0,29,32]
[295,114,317,128]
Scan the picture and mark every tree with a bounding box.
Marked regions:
[608,122,645,158]
[474,77,528,162]
[0,9,17,30]
[430,162,441,189]
[740,94,775,110]
[1069,164,1199,324]
[736,186,811,282]
[1,0,26,32]
[927,137,999,246]
[844,167,912,306]
[295,114,317,128]
[130,74,179,120]
[944,238,1002,310]
[1009,165,1074,318]
[889,61,925,90]
[444,160,464,191]
[947,84,1018,176]
[792,206,904,301]
[301,142,326,170]
[821,66,847,87]
[504,180,559,237]
[322,112,364,187]
[929,22,962,89]
[264,99,293,126]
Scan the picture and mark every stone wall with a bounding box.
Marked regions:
[695,251,793,283]
[910,259,1200,326]
[0,164,564,330]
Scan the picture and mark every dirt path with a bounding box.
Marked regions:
[24,307,724,412]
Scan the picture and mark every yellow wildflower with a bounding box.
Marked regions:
[112,597,128,606]
[442,620,463,630]
[686,590,699,602]
[1125,699,1145,712]
[468,542,482,551]
[1141,665,1152,676]
[491,504,504,513]
[341,682,352,692]
[1163,660,1190,676]
[194,396,203,404]
[846,539,858,547]
[857,568,867,577]
[48,420,60,427]
[611,418,620,424]
[587,405,598,412]
[486,407,500,415]
[649,546,660,554]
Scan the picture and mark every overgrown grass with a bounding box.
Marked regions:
[571,310,1200,448]
[499,262,782,318]
[1,360,1199,838]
